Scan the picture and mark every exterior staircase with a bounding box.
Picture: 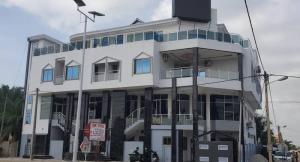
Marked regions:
[52,112,66,131]
[124,108,144,136]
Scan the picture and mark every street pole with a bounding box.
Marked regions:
[192,48,199,162]
[72,15,87,162]
[264,72,272,162]
[30,88,39,160]
[0,95,8,139]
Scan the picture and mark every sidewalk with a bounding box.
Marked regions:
[250,154,268,162]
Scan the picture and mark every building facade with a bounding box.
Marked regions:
[20,9,261,162]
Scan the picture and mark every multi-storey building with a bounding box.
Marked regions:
[20,8,261,162]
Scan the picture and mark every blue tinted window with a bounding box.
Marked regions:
[188,30,197,39]
[127,34,134,42]
[198,30,207,39]
[42,69,53,82]
[93,39,100,48]
[66,66,80,80]
[76,41,83,49]
[217,33,224,41]
[224,34,231,43]
[169,32,177,41]
[178,31,187,40]
[145,31,154,40]
[117,35,123,44]
[101,37,109,46]
[135,58,151,74]
[69,43,75,51]
[207,31,215,40]
[135,33,143,41]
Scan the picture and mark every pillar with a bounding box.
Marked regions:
[172,78,177,162]
[144,88,153,162]
[206,94,211,141]
[192,48,199,162]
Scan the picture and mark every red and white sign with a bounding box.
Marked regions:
[80,137,91,153]
[89,122,106,141]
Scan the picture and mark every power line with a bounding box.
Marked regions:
[243,0,265,72]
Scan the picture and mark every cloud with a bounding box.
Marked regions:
[151,0,171,21]
[0,0,158,34]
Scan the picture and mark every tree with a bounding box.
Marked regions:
[0,85,24,142]
[255,113,276,145]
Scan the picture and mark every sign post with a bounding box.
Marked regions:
[80,137,91,162]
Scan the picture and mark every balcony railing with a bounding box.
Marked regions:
[125,108,145,128]
[164,67,239,80]
[33,29,251,56]
[54,75,64,85]
[92,70,120,82]
[152,114,205,125]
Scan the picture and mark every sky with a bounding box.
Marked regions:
[0,0,300,146]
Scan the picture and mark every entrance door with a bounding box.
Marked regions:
[163,146,171,162]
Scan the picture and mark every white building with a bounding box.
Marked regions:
[20,8,261,162]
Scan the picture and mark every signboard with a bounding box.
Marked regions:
[80,137,91,153]
[90,122,106,141]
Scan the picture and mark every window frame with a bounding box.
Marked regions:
[42,68,54,82]
[66,65,80,80]
[134,57,152,75]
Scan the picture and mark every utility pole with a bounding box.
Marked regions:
[0,95,8,139]
[192,48,199,162]
[264,72,272,162]
[30,88,39,160]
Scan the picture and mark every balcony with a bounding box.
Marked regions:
[163,67,239,80]
[33,29,251,56]
[54,75,64,85]
[92,70,120,82]
[152,114,205,125]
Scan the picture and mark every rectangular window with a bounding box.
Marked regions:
[207,31,215,40]
[188,30,197,39]
[25,96,33,124]
[76,41,83,50]
[135,33,144,41]
[34,48,41,56]
[217,33,224,42]
[163,137,171,145]
[198,30,207,39]
[127,34,134,43]
[134,58,151,74]
[197,95,206,119]
[101,37,109,46]
[153,94,168,115]
[93,38,101,48]
[116,35,124,44]
[176,94,190,114]
[169,32,177,41]
[211,95,240,121]
[42,69,53,82]
[144,31,154,40]
[109,36,116,45]
[40,96,52,119]
[178,31,187,40]
[66,66,80,80]
[224,34,231,43]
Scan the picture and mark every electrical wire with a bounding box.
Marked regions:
[243,0,265,72]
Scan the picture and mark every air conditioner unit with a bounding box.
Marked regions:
[204,60,213,67]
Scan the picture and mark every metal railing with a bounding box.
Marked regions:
[152,114,204,125]
[52,112,66,128]
[164,67,239,80]
[54,75,64,85]
[92,70,120,82]
[125,108,145,128]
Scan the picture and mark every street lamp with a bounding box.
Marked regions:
[72,1,104,162]
[270,76,289,84]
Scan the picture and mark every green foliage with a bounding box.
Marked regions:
[255,113,276,145]
[0,85,24,142]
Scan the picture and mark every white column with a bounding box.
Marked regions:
[206,93,211,141]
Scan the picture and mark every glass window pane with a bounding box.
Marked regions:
[178,31,187,40]
[67,66,79,80]
[135,58,151,74]
[188,30,197,39]
[217,33,224,41]
[169,32,177,41]
[101,37,109,46]
[93,39,100,48]
[76,41,83,50]
[116,35,123,44]
[135,33,143,41]
[198,30,207,39]
[225,112,234,120]
[224,34,231,43]
[63,44,69,52]
[127,34,134,42]
[109,36,116,45]
[225,103,233,112]
[215,103,224,120]
[207,31,215,40]
[145,31,154,40]
[34,48,41,56]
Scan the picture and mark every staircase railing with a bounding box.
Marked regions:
[125,108,145,128]
[53,112,66,128]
